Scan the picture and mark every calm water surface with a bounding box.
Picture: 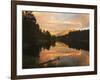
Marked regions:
[23,42,89,68]
[39,42,89,67]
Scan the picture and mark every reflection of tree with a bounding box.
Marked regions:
[22,11,89,68]
[22,11,57,68]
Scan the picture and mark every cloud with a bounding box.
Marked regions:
[32,12,89,35]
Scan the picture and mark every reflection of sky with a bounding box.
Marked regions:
[33,12,89,36]
[39,42,89,66]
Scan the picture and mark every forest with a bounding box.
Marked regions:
[22,11,89,68]
[57,30,89,50]
[22,11,89,56]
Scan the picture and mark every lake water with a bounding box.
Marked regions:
[23,42,89,68]
[39,42,89,67]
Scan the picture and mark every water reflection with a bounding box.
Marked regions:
[22,11,89,69]
[39,42,89,67]
[23,41,89,69]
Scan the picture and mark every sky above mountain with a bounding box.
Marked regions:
[32,11,89,36]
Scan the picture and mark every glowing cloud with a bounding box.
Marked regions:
[32,12,89,35]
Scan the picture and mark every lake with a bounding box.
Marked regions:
[23,42,89,68]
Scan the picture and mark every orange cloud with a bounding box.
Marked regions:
[32,12,89,36]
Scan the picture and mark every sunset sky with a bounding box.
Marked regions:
[32,12,89,36]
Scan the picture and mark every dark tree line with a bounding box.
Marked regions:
[68,30,89,42]
[22,11,57,68]
[22,11,56,48]
[22,11,56,57]
[57,30,89,50]
[57,30,89,42]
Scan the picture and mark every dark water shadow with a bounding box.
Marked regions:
[22,40,89,69]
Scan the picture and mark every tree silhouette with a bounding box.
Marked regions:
[22,11,56,54]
